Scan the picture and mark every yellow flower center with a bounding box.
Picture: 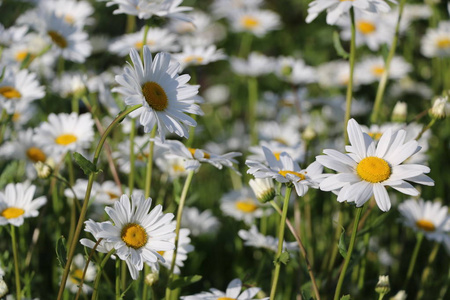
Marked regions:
[371,66,385,76]
[121,223,148,249]
[15,51,35,62]
[55,134,78,146]
[142,82,169,111]
[26,147,47,163]
[0,86,22,99]
[273,152,281,160]
[188,148,210,159]
[12,113,21,122]
[436,38,450,49]
[235,199,259,213]
[106,192,119,200]
[134,40,155,49]
[64,15,75,24]
[157,251,165,256]
[70,269,84,284]
[183,55,204,64]
[356,156,391,183]
[241,15,260,29]
[172,164,185,172]
[218,298,236,300]
[274,137,288,145]
[368,132,382,140]
[357,21,376,35]
[48,30,68,48]
[278,170,306,181]
[1,207,25,219]
[416,219,435,232]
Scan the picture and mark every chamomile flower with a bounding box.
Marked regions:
[317,60,361,89]
[41,0,94,28]
[249,178,276,203]
[356,56,411,85]
[248,140,305,163]
[316,119,434,212]
[0,66,45,114]
[398,199,450,243]
[231,52,275,77]
[172,45,226,71]
[0,183,47,227]
[211,0,263,18]
[113,46,202,140]
[34,112,94,158]
[181,278,267,300]
[220,187,267,225]
[65,254,96,294]
[155,155,190,180]
[105,0,192,21]
[421,21,450,58]
[306,0,395,25]
[228,8,281,37]
[238,225,298,252]
[274,56,317,85]
[95,194,176,280]
[0,24,28,47]
[246,146,323,197]
[113,135,151,174]
[180,207,220,236]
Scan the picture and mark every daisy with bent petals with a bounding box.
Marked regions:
[113,46,203,141]
[0,183,47,227]
[316,119,434,212]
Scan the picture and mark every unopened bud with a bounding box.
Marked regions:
[145,271,158,286]
[0,276,8,298]
[35,158,55,179]
[430,96,448,119]
[391,101,407,122]
[375,275,390,296]
[302,126,316,142]
[249,178,275,203]
[390,290,407,300]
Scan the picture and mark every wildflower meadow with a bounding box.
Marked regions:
[1,0,450,299]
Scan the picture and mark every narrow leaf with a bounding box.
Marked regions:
[168,275,202,290]
[338,228,347,259]
[73,152,101,175]
[56,236,67,269]
[333,31,349,59]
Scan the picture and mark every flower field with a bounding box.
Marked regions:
[0,0,449,299]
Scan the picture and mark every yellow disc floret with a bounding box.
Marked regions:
[26,147,47,163]
[416,219,436,232]
[121,223,148,249]
[436,38,450,49]
[235,200,258,213]
[356,156,391,183]
[55,134,78,146]
[188,148,210,159]
[48,30,68,48]
[70,269,84,284]
[1,207,25,219]
[357,21,376,35]
[241,16,260,29]
[0,86,22,99]
[279,170,306,181]
[218,298,236,300]
[183,55,204,64]
[142,82,169,111]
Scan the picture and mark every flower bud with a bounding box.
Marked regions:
[375,275,390,296]
[249,178,275,203]
[35,158,55,179]
[391,101,407,122]
[0,276,8,298]
[390,290,407,300]
[430,96,448,119]
[145,271,159,286]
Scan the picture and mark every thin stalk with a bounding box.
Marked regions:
[57,105,142,300]
[11,225,22,300]
[91,249,115,300]
[416,118,437,140]
[115,259,120,300]
[248,77,258,145]
[165,170,195,299]
[269,186,293,300]
[74,238,103,300]
[327,210,344,272]
[128,120,136,194]
[357,233,370,289]
[126,15,136,33]
[238,33,253,58]
[404,232,424,288]
[370,0,406,124]
[417,242,440,300]
[333,206,364,300]
[140,24,150,60]
[343,8,356,143]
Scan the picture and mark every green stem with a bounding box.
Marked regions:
[416,118,437,140]
[328,210,343,272]
[417,242,440,300]
[238,33,253,58]
[126,15,136,33]
[75,238,103,300]
[115,259,120,299]
[57,105,142,300]
[269,186,293,300]
[165,170,195,299]
[333,206,364,300]
[91,249,115,300]
[140,24,150,60]
[404,232,424,288]
[11,225,22,300]
[248,77,258,145]
[357,233,370,289]
[344,8,356,144]
[128,120,136,194]
[370,0,406,124]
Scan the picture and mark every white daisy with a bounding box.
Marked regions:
[220,187,267,225]
[41,0,94,28]
[316,119,434,212]
[248,140,305,164]
[181,278,268,300]
[113,46,202,140]
[155,154,190,180]
[227,8,281,37]
[0,24,28,47]
[230,52,275,77]
[0,66,45,114]
[211,0,263,18]
[34,112,94,158]
[249,178,276,203]
[246,146,323,197]
[0,183,47,227]
[274,56,317,85]
[180,207,220,236]
[105,0,192,21]
[398,199,450,243]
[355,56,411,85]
[65,254,96,294]
[172,45,226,71]
[317,60,361,89]
[421,21,450,58]
[95,194,176,280]
[238,225,298,252]
[306,0,395,25]
[113,135,150,174]
[51,71,87,98]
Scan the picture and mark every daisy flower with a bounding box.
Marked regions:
[34,112,94,158]
[274,56,317,85]
[227,8,281,37]
[231,52,275,77]
[211,0,263,18]
[172,45,226,71]
[398,199,450,243]
[246,146,323,197]
[316,119,434,212]
[155,155,190,180]
[355,56,411,85]
[181,278,268,300]
[248,140,305,164]
[105,0,192,21]
[0,24,28,47]
[113,135,151,174]
[0,66,45,114]
[0,183,47,227]
[41,0,94,28]
[238,225,298,252]
[113,46,203,141]
[306,0,395,25]
[317,60,362,89]
[180,207,220,236]
[65,254,96,294]
[421,21,450,58]
[96,194,175,279]
[220,187,267,225]
[249,178,276,203]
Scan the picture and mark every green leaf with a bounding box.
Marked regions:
[168,275,202,290]
[56,236,67,269]
[338,228,347,259]
[275,251,290,265]
[333,31,349,59]
[340,295,351,300]
[73,152,101,175]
